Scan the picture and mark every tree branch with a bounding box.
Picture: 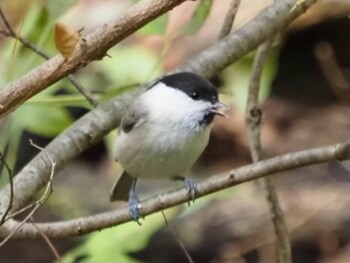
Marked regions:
[0,0,188,117]
[218,0,241,39]
[0,140,349,239]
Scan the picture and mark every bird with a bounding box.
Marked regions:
[110,72,228,221]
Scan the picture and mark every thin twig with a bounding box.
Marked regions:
[0,6,98,107]
[263,177,291,263]
[161,210,194,263]
[0,140,55,248]
[66,75,98,107]
[314,41,350,104]
[7,202,39,220]
[0,151,13,226]
[0,29,10,36]
[0,7,15,35]
[218,0,241,39]
[245,41,271,162]
[30,217,62,263]
[245,39,291,263]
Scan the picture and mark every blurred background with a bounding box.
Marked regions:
[0,0,350,262]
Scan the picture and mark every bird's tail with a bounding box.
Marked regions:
[109,171,134,201]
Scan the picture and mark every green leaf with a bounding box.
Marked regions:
[46,0,79,22]
[0,123,21,187]
[222,46,279,110]
[182,0,213,34]
[99,46,163,86]
[23,6,50,44]
[63,208,181,262]
[12,104,73,137]
[100,83,140,102]
[139,13,168,35]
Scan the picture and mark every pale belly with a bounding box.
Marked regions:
[115,124,210,179]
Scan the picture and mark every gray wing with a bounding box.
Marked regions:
[114,102,147,161]
[120,104,148,134]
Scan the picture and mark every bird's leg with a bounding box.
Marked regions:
[172,176,198,204]
[128,178,142,224]
[184,178,198,202]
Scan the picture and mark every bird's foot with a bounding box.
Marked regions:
[184,178,198,205]
[128,191,142,225]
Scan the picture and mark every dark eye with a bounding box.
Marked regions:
[191,92,199,100]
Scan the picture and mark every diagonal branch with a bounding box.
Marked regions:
[0,140,349,239]
[0,0,318,221]
[218,0,241,39]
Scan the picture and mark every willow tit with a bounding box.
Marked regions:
[110,72,228,221]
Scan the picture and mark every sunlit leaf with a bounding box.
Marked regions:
[100,83,140,102]
[12,105,73,137]
[27,94,91,107]
[291,0,307,13]
[182,0,213,34]
[19,3,49,41]
[222,46,279,110]
[26,83,139,106]
[63,208,181,262]
[0,123,21,187]
[46,0,79,22]
[99,46,163,86]
[139,13,168,35]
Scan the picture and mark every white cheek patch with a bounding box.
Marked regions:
[141,82,210,125]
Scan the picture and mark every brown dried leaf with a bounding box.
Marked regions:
[54,22,80,59]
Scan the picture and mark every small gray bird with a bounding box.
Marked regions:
[110,72,227,221]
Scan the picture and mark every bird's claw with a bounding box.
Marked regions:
[128,191,142,225]
[184,178,198,205]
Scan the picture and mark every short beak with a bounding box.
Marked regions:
[210,101,229,117]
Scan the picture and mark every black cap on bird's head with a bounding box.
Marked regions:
[155,72,228,119]
[158,72,218,103]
